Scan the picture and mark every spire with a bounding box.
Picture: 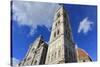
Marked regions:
[37,35,43,41]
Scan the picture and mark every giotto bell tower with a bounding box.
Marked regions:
[45,5,77,64]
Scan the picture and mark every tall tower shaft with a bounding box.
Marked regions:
[45,5,77,64]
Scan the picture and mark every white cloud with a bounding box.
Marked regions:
[12,1,60,36]
[12,57,20,66]
[78,17,94,34]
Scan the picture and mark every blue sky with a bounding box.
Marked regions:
[11,1,97,65]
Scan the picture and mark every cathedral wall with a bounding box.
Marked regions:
[45,35,65,64]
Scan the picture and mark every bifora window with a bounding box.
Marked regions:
[51,54,53,61]
[55,20,60,27]
[58,50,61,57]
[54,52,56,58]
[55,23,57,27]
[48,55,50,62]
[54,32,56,38]
[32,48,34,52]
[57,12,60,18]
[57,29,60,35]
[58,20,60,24]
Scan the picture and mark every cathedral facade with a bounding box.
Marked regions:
[18,5,92,66]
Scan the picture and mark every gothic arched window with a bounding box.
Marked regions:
[58,50,61,57]
[54,32,56,38]
[48,55,50,62]
[57,12,60,18]
[54,52,56,58]
[58,20,60,24]
[31,48,34,52]
[51,54,53,61]
[57,29,60,35]
[55,23,57,27]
